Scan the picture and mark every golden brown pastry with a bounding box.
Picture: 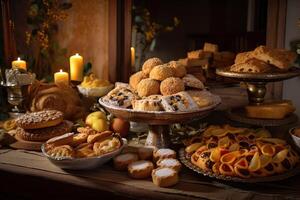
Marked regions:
[230,58,272,73]
[160,77,185,96]
[136,78,160,97]
[156,158,182,172]
[103,86,137,108]
[153,148,177,162]
[87,131,113,143]
[93,136,121,156]
[128,160,154,179]
[16,110,64,129]
[187,90,213,108]
[149,65,175,81]
[47,145,74,158]
[252,45,297,69]
[74,143,95,158]
[71,133,88,147]
[160,91,198,112]
[168,61,187,78]
[113,153,139,171]
[152,167,179,187]
[45,132,74,148]
[142,57,163,75]
[182,74,204,89]
[234,51,253,64]
[129,71,148,90]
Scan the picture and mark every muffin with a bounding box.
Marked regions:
[129,71,147,90]
[149,64,175,81]
[160,77,185,96]
[168,61,187,78]
[136,78,160,97]
[142,57,163,75]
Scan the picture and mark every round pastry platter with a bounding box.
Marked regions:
[216,67,300,82]
[179,148,300,183]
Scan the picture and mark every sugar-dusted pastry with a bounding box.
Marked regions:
[153,148,177,162]
[230,58,272,73]
[182,74,205,89]
[102,86,137,108]
[252,45,297,69]
[152,167,179,187]
[16,110,64,129]
[168,61,187,78]
[187,90,214,108]
[234,51,253,64]
[131,98,162,111]
[129,71,148,90]
[16,120,72,142]
[160,77,185,96]
[47,145,74,158]
[156,158,182,172]
[138,146,156,160]
[136,78,160,97]
[87,131,113,143]
[160,91,198,112]
[113,153,139,171]
[142,57,163,75]
[128,160,154,179]
[149,64,175,81]
[93,136,121,156]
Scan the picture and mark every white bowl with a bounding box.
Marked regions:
[290,127,300,149]
[41,138,127,170]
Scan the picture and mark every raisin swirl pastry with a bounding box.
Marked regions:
[102,86,137,108]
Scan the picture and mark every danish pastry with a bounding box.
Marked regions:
[47,145,74,158]
[136,78,160,97]
[103,86,137,108]
[142,57,163,75]
[113,153,139,171]
[149,65,175,81]
[230,58,272,73]
[160,91,198,112]
[93,136,121,156]
[128,160,154,179]
[152,167,179,187]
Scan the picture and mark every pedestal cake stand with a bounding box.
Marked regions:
[99,95,221,148]
[216,67,300,126]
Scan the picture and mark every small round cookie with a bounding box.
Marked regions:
[129,71,148,90]
[114,153,139,171]
[168,61,187,78]
[157,158,182,172]
[142,57,163,75]
[16,120,72,142]
[152,167,179,187]
[16,110,64,129]
[128,160,154,179]
[153,148,177,162]
[138,146,156,160]
[136,78,160,97]
[149,65,175,81]
[160,77,185,96]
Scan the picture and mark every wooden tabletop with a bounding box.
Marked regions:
[0,148,300,200]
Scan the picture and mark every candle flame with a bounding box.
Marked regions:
[59,69,63,72]
[17,57,21,61]
[75,53,79,56]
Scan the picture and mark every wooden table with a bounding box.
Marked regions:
[1,111,300,200]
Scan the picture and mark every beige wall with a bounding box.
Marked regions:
[56,0,109,80]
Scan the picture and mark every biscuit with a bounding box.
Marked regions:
[47,145,74,158]
[160,77,185,96]
[128,160,154,179]
[87,131,113,143]
[113,153,139,171]
[16,110,64,129]
[234,51,253,64]
[252,45,297,69]
[149,65,175,81]
[129,71,148,90]
[153,148,177,162]
[182,74,205,89]
[136,78,160,97]
[132,99,162,111]
[152,167,179,187]
[168,61,187,78]
[230,58,272,73]
[16,120,72,142]
[156,158,182,172]
[142,57,163,75]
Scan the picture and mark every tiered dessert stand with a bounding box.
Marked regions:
[99,95,221,148]
[216,67,300,126]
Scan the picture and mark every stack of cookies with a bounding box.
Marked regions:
[15,110,72,143]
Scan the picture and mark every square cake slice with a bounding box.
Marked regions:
[160,91,198,112]
[103,86,137,108]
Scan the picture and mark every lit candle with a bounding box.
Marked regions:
[12,57,27,70]
[70,53,84,81]
[54,69,69,85]
[131,47,135,67]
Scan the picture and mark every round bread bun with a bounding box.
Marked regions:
[142,57,163,75]
[129,71,148,90]
[168,61,187,78]
[149,65,175,81]
[136,78,160,97]
[160,77,185,96]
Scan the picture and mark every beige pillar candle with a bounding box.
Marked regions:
[12,57,27,71]
[54,69,69,85]
[70,53,84,81]
[131,47,135,67]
